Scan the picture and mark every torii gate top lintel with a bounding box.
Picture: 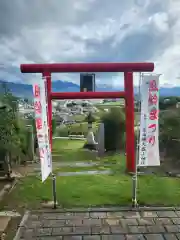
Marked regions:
[20,62,154,73]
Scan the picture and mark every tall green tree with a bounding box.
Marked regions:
[0,82,30,168]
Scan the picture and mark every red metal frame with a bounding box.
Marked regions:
[21,62,154,172]
[51,91,125,100]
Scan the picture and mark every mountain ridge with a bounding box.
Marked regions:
[0,80,180,98]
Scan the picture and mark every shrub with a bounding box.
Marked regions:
[159,110,180,160]
[100,108,125,152]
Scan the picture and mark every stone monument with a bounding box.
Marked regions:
[83,112,97,150]
[97,123,105,157]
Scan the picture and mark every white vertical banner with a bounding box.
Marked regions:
[33,80,52,182]
[138,74,160,166]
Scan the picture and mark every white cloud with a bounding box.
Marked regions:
[0,0,180,87]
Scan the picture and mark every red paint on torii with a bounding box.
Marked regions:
[21,62,154,173]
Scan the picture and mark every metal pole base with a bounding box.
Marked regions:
[132,199,139,208]
[52,174,57,209]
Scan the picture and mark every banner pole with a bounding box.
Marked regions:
[52,173,57,209]
[132,72,142,208]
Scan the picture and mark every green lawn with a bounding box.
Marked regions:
[52,139,98,162]
[2,139,180,210]
[53,139,85,152]
[2,173,180,210]
[56,122,99,137]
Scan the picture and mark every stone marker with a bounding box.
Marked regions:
[97,123,105,157]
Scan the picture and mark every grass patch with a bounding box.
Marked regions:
[52,139,126,165]
[72,114,85,122]
[3,173,180,210]
[3,139,179,210]
[53,139,85,152]
[52,149,97,162]
[56,122,98,137]
[52,139,97,162]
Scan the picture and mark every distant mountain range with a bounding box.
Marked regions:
[0,80,180,98]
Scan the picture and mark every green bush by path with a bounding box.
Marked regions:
[101,108,125,152]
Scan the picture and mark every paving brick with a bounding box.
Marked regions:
[103,218,120,226]
[137,218,155,225]
[157,211,178,218]
[128,226,147,234]
[26,220,43,228]
[29,214,39,221]
[176,233,180,239]
[43,219,67,227]
[125,234,145,240]
[106,212,124,218]
[123,211,141,218]
[165,225,180,233]
[141,211,158,218]
[154,218,173,225]
[35,228,52,237]
[67,219,83,226]
[120,218,138,226]
[110,225,128,234]
[101,235,125,240]
[90,212,107,219]
[91,226,110,234]
[144,234,164,240]
[41,213,59,220]
[83,218,102,226]
[36,237,63,240]
[83,236,101,240]
[73,212,90,218]
[163,234,179,240]
[73,226,91,235]
[147,225,166,233]
[175,211,180,217]
[52,227,73,236]
[21,228,34,239]
[41,213,74,220]
[171,218,180,225]
[63,237,82,240]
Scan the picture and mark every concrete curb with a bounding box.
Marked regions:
[0,179,17,202]
[13,211,30,240]
[31,206,180,213]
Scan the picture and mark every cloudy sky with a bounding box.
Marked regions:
[0,0,179,87]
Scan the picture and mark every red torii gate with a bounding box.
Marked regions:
[20,62,154,172]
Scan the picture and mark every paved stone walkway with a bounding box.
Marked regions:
[14,208,180,239]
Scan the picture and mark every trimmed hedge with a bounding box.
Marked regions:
[100,108,125,152]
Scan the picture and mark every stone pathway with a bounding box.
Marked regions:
[57,170,112,176]
[34,161,111,171]
[14,208,180,239]
[34,161,113,176]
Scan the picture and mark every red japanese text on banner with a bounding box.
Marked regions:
[33,81,52,182]
[138,74,160,166]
